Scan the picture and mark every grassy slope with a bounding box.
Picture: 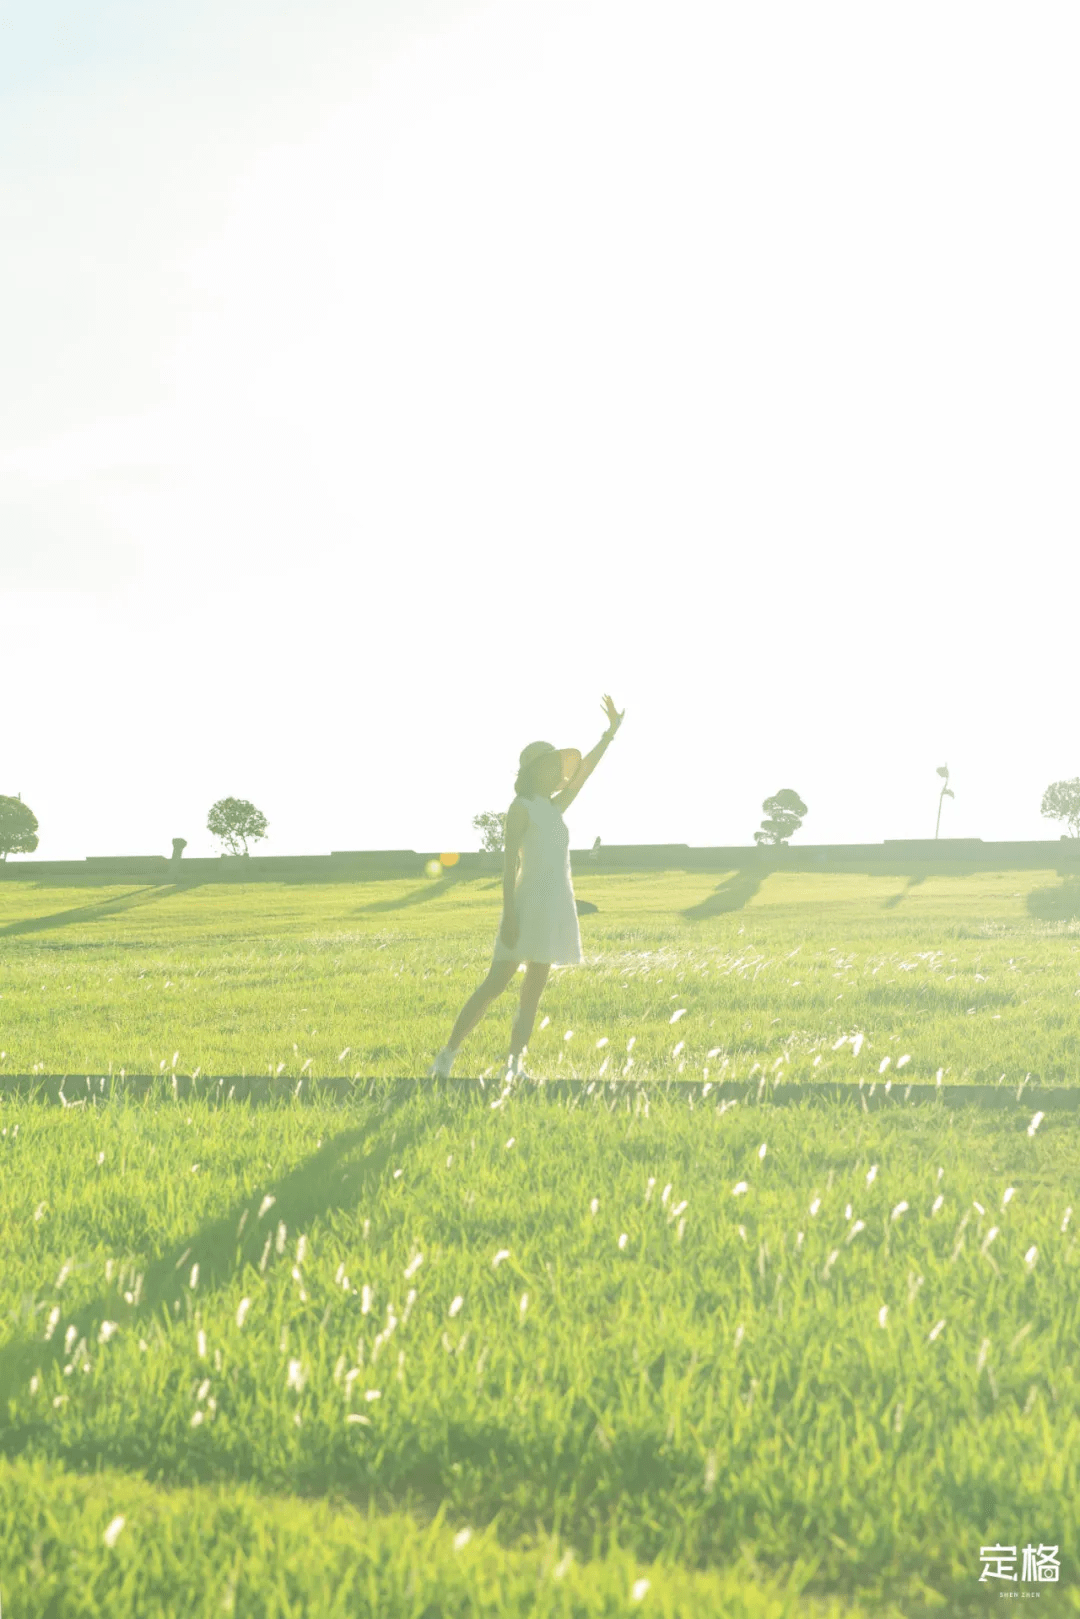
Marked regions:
[1,1451,865,1618]
[0,868,1078,1082]
[1,871,1079,1615]
[2,1084,1078,1614]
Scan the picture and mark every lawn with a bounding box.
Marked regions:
[0,867,1078,1084]
[1,868,1078,1616]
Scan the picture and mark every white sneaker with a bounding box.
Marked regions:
[428,1046,458,1079]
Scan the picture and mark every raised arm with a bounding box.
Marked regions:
[553,694,624,812]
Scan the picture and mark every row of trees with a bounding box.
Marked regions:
[0,796,269,859]
[472,775,1080,853]
[4,778,1080,860]
[472,793,815,851]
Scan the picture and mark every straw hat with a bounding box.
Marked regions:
[518,740,581,791]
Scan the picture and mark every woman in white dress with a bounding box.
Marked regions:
[429,695,625,1081]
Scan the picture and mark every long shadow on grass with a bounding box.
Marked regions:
[0,1084,418,1423]
[679,868,767,919]
[0,883,196,938]
[306,1400,751,1576]
[1027,878,1080,921]
[882,874,926,909]
[348,873,476,915]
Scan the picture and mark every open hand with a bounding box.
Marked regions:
[602,694,625,734]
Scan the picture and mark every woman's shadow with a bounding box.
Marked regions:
[0,1087,417,1449]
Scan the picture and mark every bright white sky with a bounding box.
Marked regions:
[3,0,1078,861]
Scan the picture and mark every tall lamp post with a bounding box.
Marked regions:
[934,765,954,839]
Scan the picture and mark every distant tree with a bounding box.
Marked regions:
[753,789,807,847]
[0,795,39,860]
[207,797,268,856]
[472,811,506,854]
[1041,778,1080,839]
[934,764,954,838]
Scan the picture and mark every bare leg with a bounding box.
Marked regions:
[447,959,520,1051]
[509,962,552,1061]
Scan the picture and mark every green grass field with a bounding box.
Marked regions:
[2,869,1079,1616]
[1,868,1078,1083]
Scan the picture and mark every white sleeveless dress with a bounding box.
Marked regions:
[491,793,583,967]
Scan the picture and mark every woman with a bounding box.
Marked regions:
[429,694,625,1081]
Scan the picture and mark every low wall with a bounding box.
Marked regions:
[1,838,1078,884]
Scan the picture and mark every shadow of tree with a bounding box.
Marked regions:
[679,868,768,920]
[0,1086,417,1413]
[351,876,602,918]
[882,874,927,910]
[0,884,196,938]
[1027,880,1080,921]
[348,874,475,916]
